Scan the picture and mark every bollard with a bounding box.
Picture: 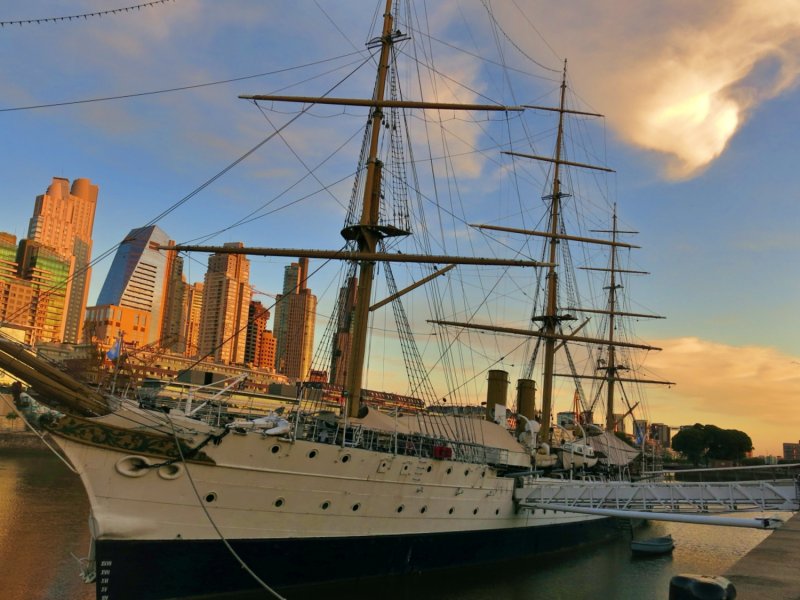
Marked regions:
[669,574,736,600]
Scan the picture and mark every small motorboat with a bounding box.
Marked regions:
[631,534,675,555]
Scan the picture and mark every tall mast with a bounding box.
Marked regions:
[343,0,395,417]
[537,61,568,444]
[166,1,536,418]
[604,209,620,431]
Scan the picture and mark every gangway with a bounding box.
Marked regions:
[515,475,800,530]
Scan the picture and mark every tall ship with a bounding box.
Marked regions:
[0,2,671,599]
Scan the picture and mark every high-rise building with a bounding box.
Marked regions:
[17,239,71,343]
[198,243,251,365]
[182,282,204,358]
[27,177,97,343]
[274,258,316,380]
[0,233,71,344]
[159,247,186,353]
[244,300,276,371]
[329,276,357,386]
[650,423,672,448]
[93,225,174,346]
[634,419,649,443]
[257,330,277,372]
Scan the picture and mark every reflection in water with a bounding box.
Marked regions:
[0,448,93,600]
[0,447,772,600]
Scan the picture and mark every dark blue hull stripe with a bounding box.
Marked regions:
[96,518,621,600]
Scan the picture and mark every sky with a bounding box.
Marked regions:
[1,0,799,456]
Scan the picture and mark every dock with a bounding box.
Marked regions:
[725,510,800,599]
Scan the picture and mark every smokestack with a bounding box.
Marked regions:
[485,369,508,422]
[515,378,536,433]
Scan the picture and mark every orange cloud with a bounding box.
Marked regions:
[645,337,800,456]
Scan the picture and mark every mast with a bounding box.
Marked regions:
[537,61,568,445]
[604,210,620,431]
[343,0,402,417]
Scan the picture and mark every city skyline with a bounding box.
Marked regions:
[1,2,798,455]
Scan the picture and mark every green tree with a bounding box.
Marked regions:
[672,424,708,466]
[672,423,753,465]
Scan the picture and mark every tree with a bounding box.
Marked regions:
[672,423,753,465]
[672,424,708,466]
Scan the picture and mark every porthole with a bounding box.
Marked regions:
[352,503,361,512]
[341,454,351,463]
[205,492,217,503]
[448,507,455,515]
[446,467,452,475]
[321,501,331,510]
[495,508,500,516]
[473,508,479,515]
[308,450,318,459]
[396,505,405,513]
[420,506,428,514]
[274,497,285,508]
[270,445,280,454]
[426,465,433,473]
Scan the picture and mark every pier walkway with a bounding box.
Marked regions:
[725,510,800,599]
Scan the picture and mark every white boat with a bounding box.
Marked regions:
[631,534,675,555]
[0,3,670,599]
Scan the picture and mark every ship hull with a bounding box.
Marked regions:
[95,517,620,599]
[45,407,621,599]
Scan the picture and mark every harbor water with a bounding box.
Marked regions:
[0,447,772,600]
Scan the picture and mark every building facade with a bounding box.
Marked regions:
[783,442,800,461]
[198,243,251,365]
[0,233,71,344]
[273,258,316,380]
[244,301,277,371]
[182,282,204,358]
[27,177,97,343]
[92,225,175,346]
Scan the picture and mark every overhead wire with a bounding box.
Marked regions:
[0,0,175,28]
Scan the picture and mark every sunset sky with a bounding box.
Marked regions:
[1,1,798,456]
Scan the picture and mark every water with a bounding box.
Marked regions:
[0,447,771,600]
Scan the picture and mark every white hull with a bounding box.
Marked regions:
[53,407,601,543]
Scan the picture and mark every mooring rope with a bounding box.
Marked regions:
[166,415,287,600]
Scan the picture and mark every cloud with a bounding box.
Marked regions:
[500,1,800,179]
[645,337,800,455]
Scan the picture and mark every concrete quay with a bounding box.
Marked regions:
[724,510,800,599]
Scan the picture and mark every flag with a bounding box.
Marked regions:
[106,338,122,361]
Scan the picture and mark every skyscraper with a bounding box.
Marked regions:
[17,239,71,343]
[245,301,269,365]
[329,276,357,386]
[93,225,174,346]
[274,258,316,380]
[198,242,251,365]
[159,245,187,353]
[0,232,71,345]
[182,282,204,358]
[27,177,97,343]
